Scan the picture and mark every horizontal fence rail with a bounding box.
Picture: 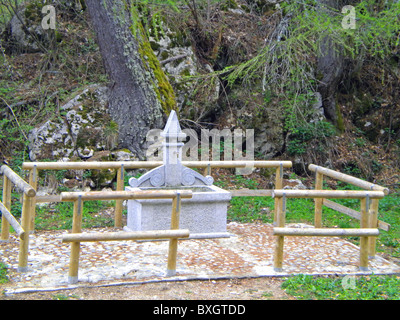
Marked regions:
[23,160,293,170]
[272,189,385,199]
[229,189,273,197]
[0,165,36,197]
[60,190,193,201]
[62,229,190,243]
[273,227,379,237]
[308,164,389,195]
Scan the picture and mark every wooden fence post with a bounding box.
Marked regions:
[203,163,211,176]
[1,176,12,241]
[114,164,124,228]
[273,193,286,272]
[314,169,323,228]
[69,195,83,284]
[368,198,379,258]
[167,192,181,276]
[28,166,38,232]
[274,163,283,226]
[18,194,32,272]
[359,196,369,271]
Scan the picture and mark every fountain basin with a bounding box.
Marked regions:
[125,185,232,239]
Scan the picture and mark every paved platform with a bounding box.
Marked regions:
[1,222,400,294]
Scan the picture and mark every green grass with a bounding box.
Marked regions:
[34,200,115,230]
[227,182,400,300]
[281,274,400,300]
[228,196,275,223]
[52,293,81,300]
[0,262,9,284]
[0,189,115,232]
[228,187,400,258]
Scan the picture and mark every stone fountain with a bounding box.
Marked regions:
[125,111,231,238]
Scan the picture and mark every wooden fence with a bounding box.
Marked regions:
[22,160,292,229]
[1,160,392,276]
[271,163,390,272]
[1,160,291,275]
[60,190,192,284]
[0,165,36,272]
[309,164,390,257]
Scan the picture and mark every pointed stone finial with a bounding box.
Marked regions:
[161,110,186,166]
[129,110,213,188]
[161,111,186,186]
[161,110,186,141]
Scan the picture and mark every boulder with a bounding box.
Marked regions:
[151,30,220,121]
[28,85,112,162]
[283,179,307,190]
[3,5,51,53]
[28,86,141,189]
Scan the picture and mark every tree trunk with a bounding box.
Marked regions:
[85,0,176,158]
[317,35,344,125]
[316,0,346,127]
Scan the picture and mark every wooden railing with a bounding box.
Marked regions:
[308,164,390,257]
[0,165,36,272]
[1,161,391,276]
[22,160,292,229]
[270,164,390,272]
[60,190,192,284]
[9,160,290,279]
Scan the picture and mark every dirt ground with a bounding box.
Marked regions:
[1,276,294,300]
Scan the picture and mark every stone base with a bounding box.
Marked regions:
[126,186,231,239]
[68,276,79,284]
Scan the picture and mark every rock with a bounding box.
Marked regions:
[90,168,117,187]
[111,149,139,162]
[3,5,51,53]
[63,178,80,189]
[28,85,112,162]
[283,179,307,190]
[152,31,199,110]
[228,8,246,15]
[310,92,325,122]
[254,123,285,159]
[152,29,220,120]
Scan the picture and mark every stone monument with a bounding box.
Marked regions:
[125,111,231,238]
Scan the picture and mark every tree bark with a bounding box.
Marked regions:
[85,0,175,158]
[315,0,344,127]
[317,34,344,125]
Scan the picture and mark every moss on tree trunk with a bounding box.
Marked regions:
[85,0,176,158]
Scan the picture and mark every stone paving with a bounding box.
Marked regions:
[1,222,400,294]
